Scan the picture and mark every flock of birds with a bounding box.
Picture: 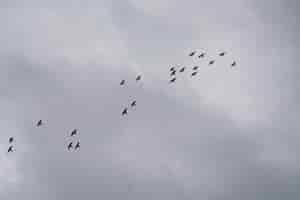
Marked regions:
[67,129,80,151]
[6,50,236,153]
[169,51,236,83]
[120,75,141,116]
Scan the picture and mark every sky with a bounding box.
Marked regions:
[0,0,299,199]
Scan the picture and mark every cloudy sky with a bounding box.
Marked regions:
[0,0,299,199]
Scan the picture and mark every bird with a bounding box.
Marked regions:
[37,120,42,127]
[75,141,80,150]
[198,53,205,58]
[122,108,128,116]
[179,67,185,72]
[131,100,136,107]
[9,137,14,143]
[7,145,13,153]
[170,67,175,72]
[67,142,73,150]
[209,60,215,65]
[70,129,77,137]
[169,77,176,83]
[189,51,196,56]
[191,71,198,76]
[170,70,176,76]
[136,75,141,81]
[120,80,125,86]
[192,66,199,70]
[231,61,236,67]
[219,52,226,56]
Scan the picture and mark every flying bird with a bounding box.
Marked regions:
[219,52,226,56]
[120,80,125,86]
[136,75,141,81]
[198,53,205,58]
[67,142,73,150]
[7,145,13,153]
[231,61,236,67]
[169,77,176,83]
[122,108,128,116]
[170,70,176,76]
[75,141,80,150]
[189,51,196,56]
[191,71,198,76]
[131,100,136,107]
[192,66,199,70]
[9,137,14,143]
[209,60,215,65]
[37,120,42,127]
[179,67,185,72]
[70,129,77,137]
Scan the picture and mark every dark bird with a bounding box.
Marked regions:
[231,61,236,67]
[7,145,13,153]
[198,53,205,58]
[189,51,196,56]
[75,141,80,150]
[37,120,42,127]
[67,142,73,150]
[136,75,141,81]
[120,80,125,86]
[170,67,175,72]
[179,67,185,72]
[9,137,14,143]
[122,108,128,116]
[192,66,199,70]
[191,71,198,76]
[170,70,176,76]
[219,52,226,56]
[131,100,136,107]
[169,77,176,83]
[70,129,77,137]
[209,60,215,65]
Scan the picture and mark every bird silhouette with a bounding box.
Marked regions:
[198,53,205,58]
[120,80,125,86]
[219,52,226,56]
[170,67,175,72]
[122,108,128,116]
[9,137,14,143]
[231,61,236,67]
[75,141,80,150]
[131,101,136,107]
[192,66,199,70]
[37,120,42,127]
[7,145,13,153]
[170,70,176,76]
[191,71,198,76]
[189,51,196,56]
[70,129,77,137]
[169,77,176,83]
[67,142,73,150]
[209,60,215,65]
[179,67,185,72]
[136,75,141,81]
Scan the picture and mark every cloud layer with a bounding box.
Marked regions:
[0,0,299,199]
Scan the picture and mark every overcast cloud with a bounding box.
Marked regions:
[0,0,299,199]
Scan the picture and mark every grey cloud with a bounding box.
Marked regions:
[1,0,300,200]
